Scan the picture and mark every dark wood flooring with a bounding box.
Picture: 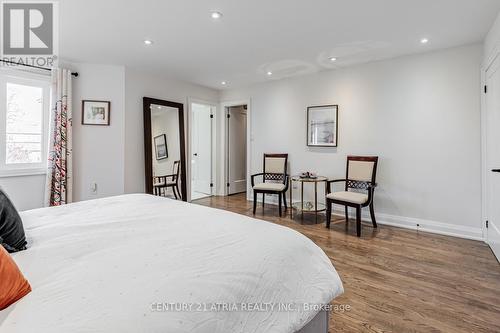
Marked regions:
[193,193,500,333]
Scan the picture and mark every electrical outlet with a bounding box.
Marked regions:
[90,182,98,195]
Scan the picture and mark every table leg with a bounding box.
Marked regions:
[301,181,304,219]
[315,181,318,223]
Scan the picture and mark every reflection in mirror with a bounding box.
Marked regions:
[150,104,182,199]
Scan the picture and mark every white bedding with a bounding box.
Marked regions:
[1,194,343,333]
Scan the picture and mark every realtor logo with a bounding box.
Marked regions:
[1,1,58,68]
[2,2,53,55]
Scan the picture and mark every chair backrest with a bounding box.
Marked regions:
[346,156,378,190]
[263,153,288,182]
[172,160,180,182]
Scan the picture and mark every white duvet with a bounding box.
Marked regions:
[1,194,343,333]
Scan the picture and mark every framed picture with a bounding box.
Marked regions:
[307,105,338,147]
[82,100,111,125]
[154,134,168,160]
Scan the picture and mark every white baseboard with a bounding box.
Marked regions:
[332,209,484,241]
[249,195,484,241]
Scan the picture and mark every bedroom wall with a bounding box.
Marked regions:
[123,69,219,194]
[69,63,126,202]
[220,44,484,240]
[0,174,45,211]
[484,12,500,64]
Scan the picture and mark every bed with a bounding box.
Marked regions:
[0,194,343,332]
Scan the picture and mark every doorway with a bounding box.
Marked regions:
[226,105,247,195]
[485,54,500,262]
[190,102,215,200]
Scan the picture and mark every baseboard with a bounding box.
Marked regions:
[332,209,484,241]
[250,195,484,241]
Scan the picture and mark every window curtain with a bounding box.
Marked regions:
[45,68,73,206]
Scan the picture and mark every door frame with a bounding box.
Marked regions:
[481,49,500,258]
[187,97,218,202]
[220,99,252,199]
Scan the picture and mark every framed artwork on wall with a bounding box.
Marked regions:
[81,100,111,125]
[307,105,338,147]
[154,134,168,160]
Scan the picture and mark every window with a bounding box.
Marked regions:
[0,71,50,177]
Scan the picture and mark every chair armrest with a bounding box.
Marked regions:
[326,179,347,193]
[251,173,264,187]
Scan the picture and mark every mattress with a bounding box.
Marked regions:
[1,194,343,332]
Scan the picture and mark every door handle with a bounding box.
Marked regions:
[193,153,198,156]
[493,169,500,173]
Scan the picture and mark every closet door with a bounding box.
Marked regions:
[485,55,500,261]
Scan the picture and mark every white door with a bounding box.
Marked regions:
[191,103,213,198]
[486,55,500,262]
[227,106,247,195]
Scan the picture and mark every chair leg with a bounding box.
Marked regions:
[326,201,331,228]
[253,191,257,214]
[370,202,377,228]
[176,185,181,200]
[172,187,178,200]
[278,193,282,217]
[283,192,287,211]
[344,206,349,223]
[262,193,265,210]
[356,206,361,237]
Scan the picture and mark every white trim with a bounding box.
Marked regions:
[220,99,251,198]
[487,219,500,262]
[249,196,484,241]
[187,97,218,202]
[0,70,51,175]
[330,209,484,241]
[0,168,46,178]
[250,195,484,241]
[480,63,488,242]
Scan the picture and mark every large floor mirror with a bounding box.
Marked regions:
[143,97,187,201]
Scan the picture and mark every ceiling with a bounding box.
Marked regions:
[60,0,500,89]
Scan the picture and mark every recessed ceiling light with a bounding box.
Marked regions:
[157,106,161,109]
[420,38,429,44]
[267,71,273,76]
[221,81,227,85]
[211,11,222,19]
[144,40,153,45]
[329,57,337,62]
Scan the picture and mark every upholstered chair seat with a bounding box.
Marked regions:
[251,154,289,217]
[326,191,368,205]
[253,183,286,191]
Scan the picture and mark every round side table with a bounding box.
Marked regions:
[289,175,328,223]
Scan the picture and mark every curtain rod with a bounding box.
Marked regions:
[0,59,79,77]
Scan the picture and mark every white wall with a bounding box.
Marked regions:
[124,69,219,194]
[0,174,45,211]
[220,44,483,240]
[69,63,126,202]
[484,12,500,65]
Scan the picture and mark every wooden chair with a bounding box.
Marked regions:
[153,160,182,200]
[326,156,379,237]
[251,154,289,217]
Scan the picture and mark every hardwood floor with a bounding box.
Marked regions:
[193,193,500,333]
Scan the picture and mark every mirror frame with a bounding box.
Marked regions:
[143,97,187,201]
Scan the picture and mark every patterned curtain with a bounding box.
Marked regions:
[45,68,73,206]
